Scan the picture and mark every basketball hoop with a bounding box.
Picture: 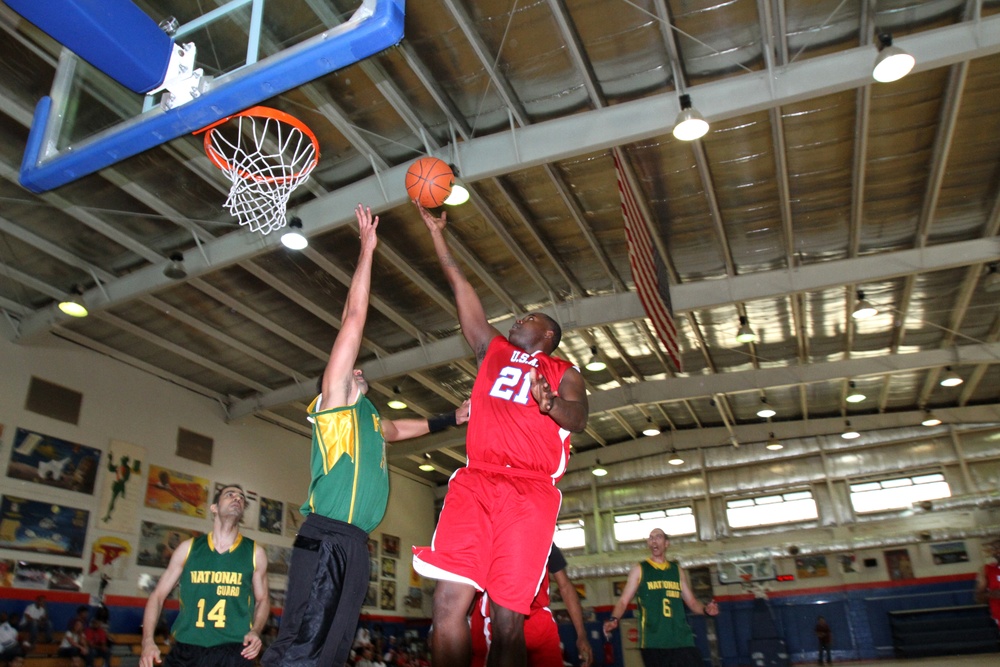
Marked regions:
[739,572,753,585]
[197,106,320,236]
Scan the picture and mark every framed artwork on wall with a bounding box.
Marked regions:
[7,427,101,494]
[145,465,208,517]
[136,520,202,568]
[382,533,400,557]
[0,495,89,557]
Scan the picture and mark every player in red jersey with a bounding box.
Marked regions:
[976,538,1000,627]
[470,544,593,667]
[412,202,588,667]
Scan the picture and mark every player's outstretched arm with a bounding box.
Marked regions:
[680,567,718,616]
[603,563,642,637]
[139,539,191,667]
[554,568,593,667]
[414,202,499,361]
[323,204,379,407]
[242,545,270,659]
[383,399,470,443]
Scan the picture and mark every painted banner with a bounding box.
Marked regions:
[98,440,145,532]
[0,495,89,556]
[145,465,208,518]
[258,497,283,535]
[7,427,101,494]
[137,520,202,568]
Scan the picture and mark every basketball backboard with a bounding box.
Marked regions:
[12,0,405,193]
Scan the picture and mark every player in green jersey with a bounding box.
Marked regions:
[261,204,469,667]
[603,528,718,667]
[140,485,269,667]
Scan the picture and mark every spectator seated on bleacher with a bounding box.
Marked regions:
[58,618,93,667]
[0,612,25,663]
[84,618,111,666]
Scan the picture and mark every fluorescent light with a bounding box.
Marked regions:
[765,433,783,451]
[735,315,757,344]
[672,94,709,141]
[757,398,775,419]
[418,454,435,472]
[668,450,684,465]
[281,217,308,250]
[846,381,866,403]
[873,34,915,83]
[592,462,608,477]
[921,412,942,427]
[443,182,470,206]
[939,367,963,387]
[841,421,860,440]
[852,291,877,320]
[585,346,606,372]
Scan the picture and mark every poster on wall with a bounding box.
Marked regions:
[795,555,829,579]
[382,533,400,557]
[89,535,132,580]
[0,559,13,586]
[258,497,284,535]
[687,566,714,603]
[98,440,145,533]
[14,561,84,590]
[145,465,209,518]
[885,548,914,581]
[211,482,259,527]
[0,496,89,557]
[265,544,292,576]
[405,564,423,610]
[283,502,304,537]
[137,521,203,568]
[365,582,378,608]
[6,428,101,494]
[369,558,378,582]
[381,556,396,579]
[612,580,628,597]
[930,541,969,565]
[380,579,396,610]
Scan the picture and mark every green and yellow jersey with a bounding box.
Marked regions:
[302,392,389,533]
[172,533,257,647]
[635,559,695,649]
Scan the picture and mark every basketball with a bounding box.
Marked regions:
[405,157,453,208]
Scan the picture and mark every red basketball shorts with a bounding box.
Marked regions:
[470,592,562,667]
[412,466,561,614]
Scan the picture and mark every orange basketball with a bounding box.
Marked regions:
[405,157,453,208]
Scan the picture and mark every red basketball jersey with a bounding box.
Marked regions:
[987,563,1000,622]
[466,336,576,479]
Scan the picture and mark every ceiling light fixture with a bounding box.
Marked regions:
[585,346,606,372]
[672,94,709,141]
[766,432,783,451]
[845,381,866,403]
[982,263,1000,293]
[921,411,942,427]
[418,453,435,472]
[939,367,963,387]
[852,290,877,320]
[58,285,88,318]
[668,448,684,465]
[444,164,470,206]
[872,33,915,83]
[841,420,860,440]
[281,216,308,250]
[735,315,758,344]
[387,386,407,410]
[592,459,608,477]
[756,398,776,419]
[642,418,661,437]
[163,251,187,280]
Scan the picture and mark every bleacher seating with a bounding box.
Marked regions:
[889,604,1000,658]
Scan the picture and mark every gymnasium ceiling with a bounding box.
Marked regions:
[1,0,999,485]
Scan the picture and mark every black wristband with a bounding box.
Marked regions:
[427,411,458,434]
[610,616,619,624]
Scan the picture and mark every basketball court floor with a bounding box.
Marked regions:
[809,654,998,666]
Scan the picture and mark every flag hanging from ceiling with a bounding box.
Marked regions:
[612,148,682,371]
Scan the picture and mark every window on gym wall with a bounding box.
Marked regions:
[613,506,696,543]
[726,490,818,528]
[553,519,586,550]
[849,473,951,514]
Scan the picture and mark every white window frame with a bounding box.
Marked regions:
[849,472,951,514]
[553,518,586,550]
[613,506,696,543]
[725,489,818,529]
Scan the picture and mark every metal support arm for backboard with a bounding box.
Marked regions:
[16,0,405,193]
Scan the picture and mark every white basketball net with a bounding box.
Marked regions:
[206,114,318,236]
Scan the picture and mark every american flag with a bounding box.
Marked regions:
[612,148,682,371]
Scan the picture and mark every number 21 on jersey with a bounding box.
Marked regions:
[488,367,534,405]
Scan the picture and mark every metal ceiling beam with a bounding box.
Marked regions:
[9,17,1000,341]
[229,236,1000,416]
